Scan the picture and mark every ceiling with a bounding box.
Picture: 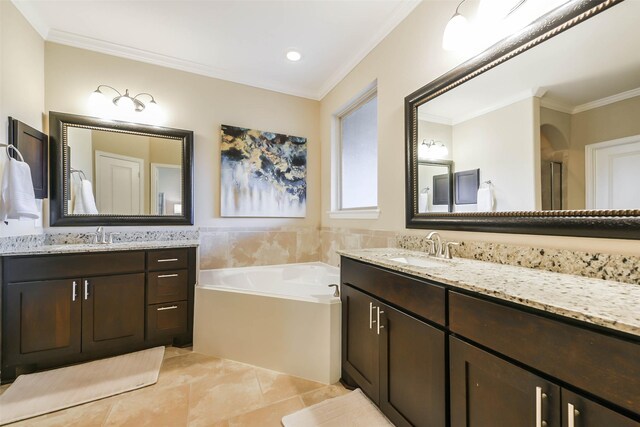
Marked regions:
[13,0,421,100]
[419,0,640,124]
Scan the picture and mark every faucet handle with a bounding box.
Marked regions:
[108,232,120,244]
[444,241,460,259]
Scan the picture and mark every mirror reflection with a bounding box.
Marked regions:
[66,127,183,216]
[416,1,640,213]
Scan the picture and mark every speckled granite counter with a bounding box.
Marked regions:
[0,240,199,256]
[338,248,640,338]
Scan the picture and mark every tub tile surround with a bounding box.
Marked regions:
[199,227,321,269]
[338,248,640,337]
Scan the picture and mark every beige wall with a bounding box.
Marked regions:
[452,98,538,212]
[319,0,640,256]
[45,42,320,230]
[569,95,640,210]
[0,0,45,237]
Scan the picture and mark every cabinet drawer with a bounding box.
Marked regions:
[341,257,445,326]
[147,270,188,304]
[449,292,640,415]
[146,301,188,340]
[3,251,145,282]
[147,249,188,271]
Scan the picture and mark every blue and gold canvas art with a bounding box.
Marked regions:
[220,124,307,217]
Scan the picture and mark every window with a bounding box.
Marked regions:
[331,83,379,219]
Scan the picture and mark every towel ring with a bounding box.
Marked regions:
[5,144,25,162]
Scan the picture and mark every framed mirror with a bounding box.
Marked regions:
[405,0,640,239]
[49,111,194,226]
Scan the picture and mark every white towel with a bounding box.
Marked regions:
[419,192,429,213]
[477,187,495,212]
[73,179,98,214]
[0,157,39,221]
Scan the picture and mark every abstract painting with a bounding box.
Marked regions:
[220,124,307,217]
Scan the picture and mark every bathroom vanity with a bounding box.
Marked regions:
[339,250,640,427]
[0,243,197,382]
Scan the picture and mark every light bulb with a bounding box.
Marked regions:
[115,95,135,112]
[286,50,302,62]
[442,13,469,51]
[88,89,108,114]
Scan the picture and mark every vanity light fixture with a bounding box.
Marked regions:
[442,0,470,51]
[89,85,160,115]
[419,139,449,159]
[286,50,302,62]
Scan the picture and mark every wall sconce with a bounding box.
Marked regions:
[89,85,162,122]
[443,0,528,51]
[419,139,449,159]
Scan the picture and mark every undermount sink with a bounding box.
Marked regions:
[388,256,448,269]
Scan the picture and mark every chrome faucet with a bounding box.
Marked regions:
[95,226,106,244]
[426,231,442,256]
[328,284,340,298]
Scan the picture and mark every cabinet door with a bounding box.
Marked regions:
[4,279,81,365]
[379,304,446,427]
[81,273,145,353]
[341,284,380,404]
[450,337,561,427]
[562,390,640,427]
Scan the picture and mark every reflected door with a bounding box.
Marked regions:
[586,136,640,210]
[95,151,143,214]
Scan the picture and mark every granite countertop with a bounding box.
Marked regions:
[1,240,200,256]
[338,248,640,338]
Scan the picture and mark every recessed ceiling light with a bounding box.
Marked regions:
[286,50,302,62]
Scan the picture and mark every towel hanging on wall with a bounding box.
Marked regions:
[0,145,40,222]
[477,181,495,212]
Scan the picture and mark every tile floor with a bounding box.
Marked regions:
[0,347,350,426]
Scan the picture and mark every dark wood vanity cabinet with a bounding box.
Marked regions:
[1,247,196,382]
[341,258,447,427]
[341,257,640,427]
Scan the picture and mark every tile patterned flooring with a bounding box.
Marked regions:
[0,347,349,426]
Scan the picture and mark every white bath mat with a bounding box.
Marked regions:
[0,346,164,425]
[282,388,394,427]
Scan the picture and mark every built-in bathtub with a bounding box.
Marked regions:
[193,262,341,384]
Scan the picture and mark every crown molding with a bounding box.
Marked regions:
[417,111,452,126]
[315,0,422,100]
[572,86,640,114]
[451,90,535,125]
[540,97,573,114]
[47,30,320,100]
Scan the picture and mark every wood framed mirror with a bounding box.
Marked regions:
[49,111,194,226]
[405,0,640,239]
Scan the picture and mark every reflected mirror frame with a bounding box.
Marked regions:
[404,0,640,239]
[418,159,453,213]
[49,111,194,226]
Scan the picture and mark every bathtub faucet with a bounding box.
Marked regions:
[328,284,340,298]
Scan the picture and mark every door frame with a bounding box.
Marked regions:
[94,150,145,214]
[585,134,640,209]
[150,162,182,215]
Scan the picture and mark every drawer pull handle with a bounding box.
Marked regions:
[157,258,179,263]
[84,280,90,300]
[158,274,179,278]
[535,386,548,427]
[157,305,178,311]
[72,281,78,301]
[377,307,385,335]
[567,403,580,427]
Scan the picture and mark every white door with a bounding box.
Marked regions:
[95,151,144,215]
[586,135,640,209]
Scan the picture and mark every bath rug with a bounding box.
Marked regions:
[0,346,164,425]
[282,388,394,426]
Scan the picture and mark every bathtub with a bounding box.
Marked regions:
[193,262,341,384]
